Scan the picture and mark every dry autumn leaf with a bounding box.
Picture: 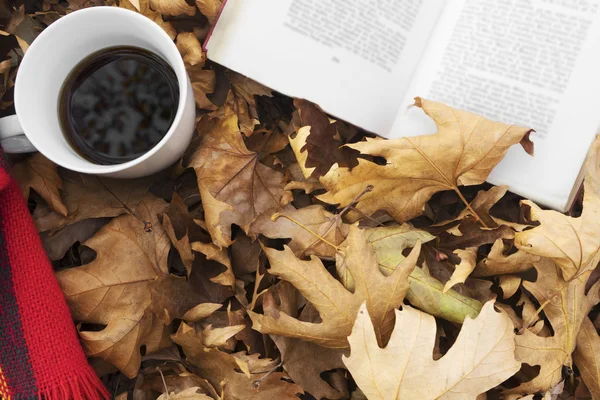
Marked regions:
[56,195,208,377]
[249,225,420,348]
[34,169,153,232]
[574,317,600,399]
[344,301,520,400]
[263,282,347,399]
[515,136,600,281]
[176,32,205,66]
[172,323,303,399]
[320,98,533,224]
[443,247,478,292]
[359,223,482,323]
[149,0,195,16]
[195,0,222,23]
[13,153,67,216]
[157,387,212,400]
[188,111,286,247]
[289,99,359,179]
[250,204,349,258]
[474,238,539,277]
[510,258,600,394]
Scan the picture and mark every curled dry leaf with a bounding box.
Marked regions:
[201,324,245,348]
[188,63,217,110]
[407,267,482,324]
[149,0,196,16]
[515,136,600,281]
[13,153,67,216]
[188,111,286,247]
[319,98,533,223]
[343,301,520,400]
[195,0,223,23]
[249,225,420,348]
[176,32,205,66]
[474,238,539,277]
[182,303,222,322]
[172,323,303,399]
[499,275,522,299]
[250,204,349,259]
[191,240,235,288]
[510,258,600,394]
[443,247,477,293]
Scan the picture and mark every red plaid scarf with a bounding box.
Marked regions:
[0,150,109,400]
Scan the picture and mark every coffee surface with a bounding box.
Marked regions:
[59,46,179,165]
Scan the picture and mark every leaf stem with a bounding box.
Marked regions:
[298,185,374,256]
[453,187,489,229]
[95,176,152,231]
[272,213,340,251]
[252,359,284,389]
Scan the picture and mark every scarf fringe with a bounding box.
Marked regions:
[37,365,110,400]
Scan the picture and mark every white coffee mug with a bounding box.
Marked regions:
[0,6,195,178]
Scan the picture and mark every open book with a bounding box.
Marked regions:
[205,0,600,212]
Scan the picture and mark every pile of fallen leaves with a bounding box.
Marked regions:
[3,1,600,399]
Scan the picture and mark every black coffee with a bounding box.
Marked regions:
[59,46,179,165]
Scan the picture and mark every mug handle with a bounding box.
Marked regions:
[0,114,36,153]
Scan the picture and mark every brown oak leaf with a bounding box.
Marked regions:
[172,324,303,399]
[249,225,420,348]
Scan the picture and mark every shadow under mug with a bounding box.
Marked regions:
[0,6,196,179]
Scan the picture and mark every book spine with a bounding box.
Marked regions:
[202,0,229,53]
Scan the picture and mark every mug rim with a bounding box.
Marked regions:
[14,6,190,175]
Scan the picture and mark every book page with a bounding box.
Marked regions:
[392,0,600,211]
[206,0,445,135]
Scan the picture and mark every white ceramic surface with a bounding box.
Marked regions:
[0,7,195,178]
